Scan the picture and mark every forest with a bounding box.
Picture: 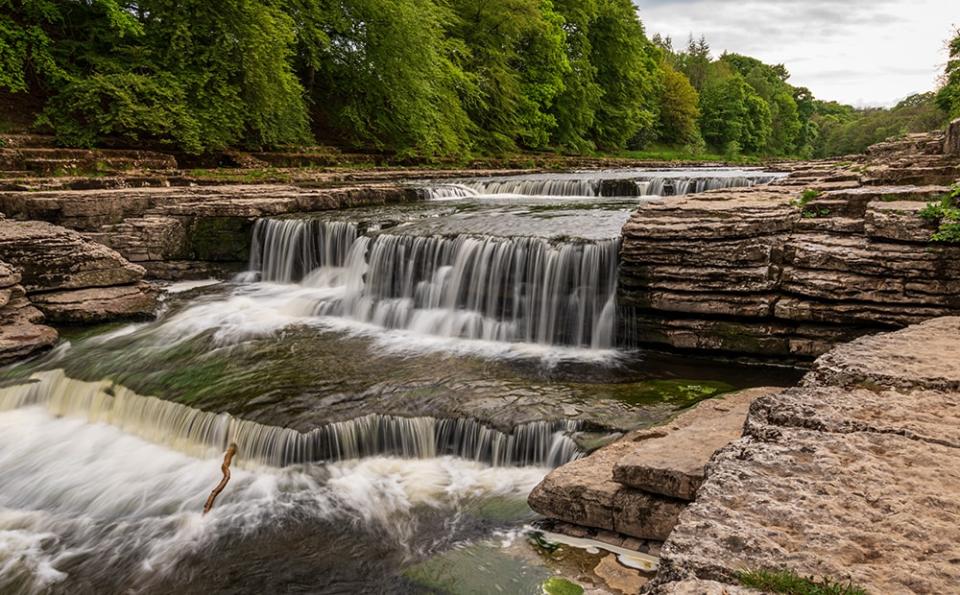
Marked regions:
[1,0,958,158]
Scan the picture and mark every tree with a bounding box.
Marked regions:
[549,0,602,151]
[588,0,660,150]
[937,29,960,119]
[291,0,471,156]
[446,0,569,153]
[657,62,700,146]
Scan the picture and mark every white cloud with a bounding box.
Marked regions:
[635,0,959,106]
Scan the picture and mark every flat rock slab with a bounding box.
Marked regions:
[806,317,960,391]
[528,388,778,540]
[613,387,775,500]
[528,437,686,541]
[31,282,159,323]
[659,426,960,595]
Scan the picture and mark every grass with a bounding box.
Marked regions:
[737,569,868,595]
[789,188,830,218]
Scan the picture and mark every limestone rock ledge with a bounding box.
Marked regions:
[528,387,778,542]
[0,219,158,323]
[649,317,960,595]
[0,183,420,279]
[619,132,960,358]
[0,261,57,364]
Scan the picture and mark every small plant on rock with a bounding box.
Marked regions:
[737,569,868,595]
[919,185,960,243]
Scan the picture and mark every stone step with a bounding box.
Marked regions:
[527,387,780,541]
[612,388,776,500]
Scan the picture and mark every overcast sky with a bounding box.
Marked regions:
[635,0,958,107]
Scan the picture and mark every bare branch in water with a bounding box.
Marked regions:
[203,443,238,515]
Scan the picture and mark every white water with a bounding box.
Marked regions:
[1,370,583,468]
[249,221,620,349]
[418,169,782,199]
[0,405,546,593]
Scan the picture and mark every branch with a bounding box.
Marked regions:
[203,443,238,515]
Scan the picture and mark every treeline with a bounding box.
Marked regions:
[1,2,957,157]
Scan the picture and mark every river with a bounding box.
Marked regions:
[0,167,796,593]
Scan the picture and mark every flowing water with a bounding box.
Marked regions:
[0,168,795,594]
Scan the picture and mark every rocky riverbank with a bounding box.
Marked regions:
[650,316,960,594]
[619,124,960,358]
[529,316,960,594]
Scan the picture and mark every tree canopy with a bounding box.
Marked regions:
[0,2,953,157]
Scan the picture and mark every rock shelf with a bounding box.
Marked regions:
[619,130,960,357]
[650,317,960,594]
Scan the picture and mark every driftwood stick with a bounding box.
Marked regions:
[203,443,238,515]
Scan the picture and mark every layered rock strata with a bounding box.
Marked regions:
[620,131,960,357]
[0,220,157,323]
[0,183,419,279]
[528,387,777,541]
[650,317,960,595]
[0,261,57,364]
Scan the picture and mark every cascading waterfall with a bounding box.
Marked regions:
[423,172,781,198]
[249,219,620,348]
[249,219,359,283]
[2,370,582,468]
[419,183,480,199]
[636,175,779,196]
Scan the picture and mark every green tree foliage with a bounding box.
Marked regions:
[587,0,660,150]
[937,30,960,118]
[656,63,700,146]
[815,93,948,156]
[290,0,471,156]
[448,0,569,153]
[0,3,951,158]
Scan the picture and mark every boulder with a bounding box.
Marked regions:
[0,220,157,323]
[0,260,58,364]
[0,220,144,292]
[947,118,960,156]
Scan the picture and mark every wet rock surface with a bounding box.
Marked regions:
[620,131,960,357]
[651,317,960,595]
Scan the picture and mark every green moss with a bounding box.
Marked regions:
[587,379,737,409]
[737,569,868,595]
[186,217,253,261]
[542,577,584,595]
[790,188,823,210]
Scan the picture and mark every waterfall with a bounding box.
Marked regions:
[421,172,782,198]
[249,219,620,348]
[1,370,583,468]
[418,183,480,200]
[249,219,359,283]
